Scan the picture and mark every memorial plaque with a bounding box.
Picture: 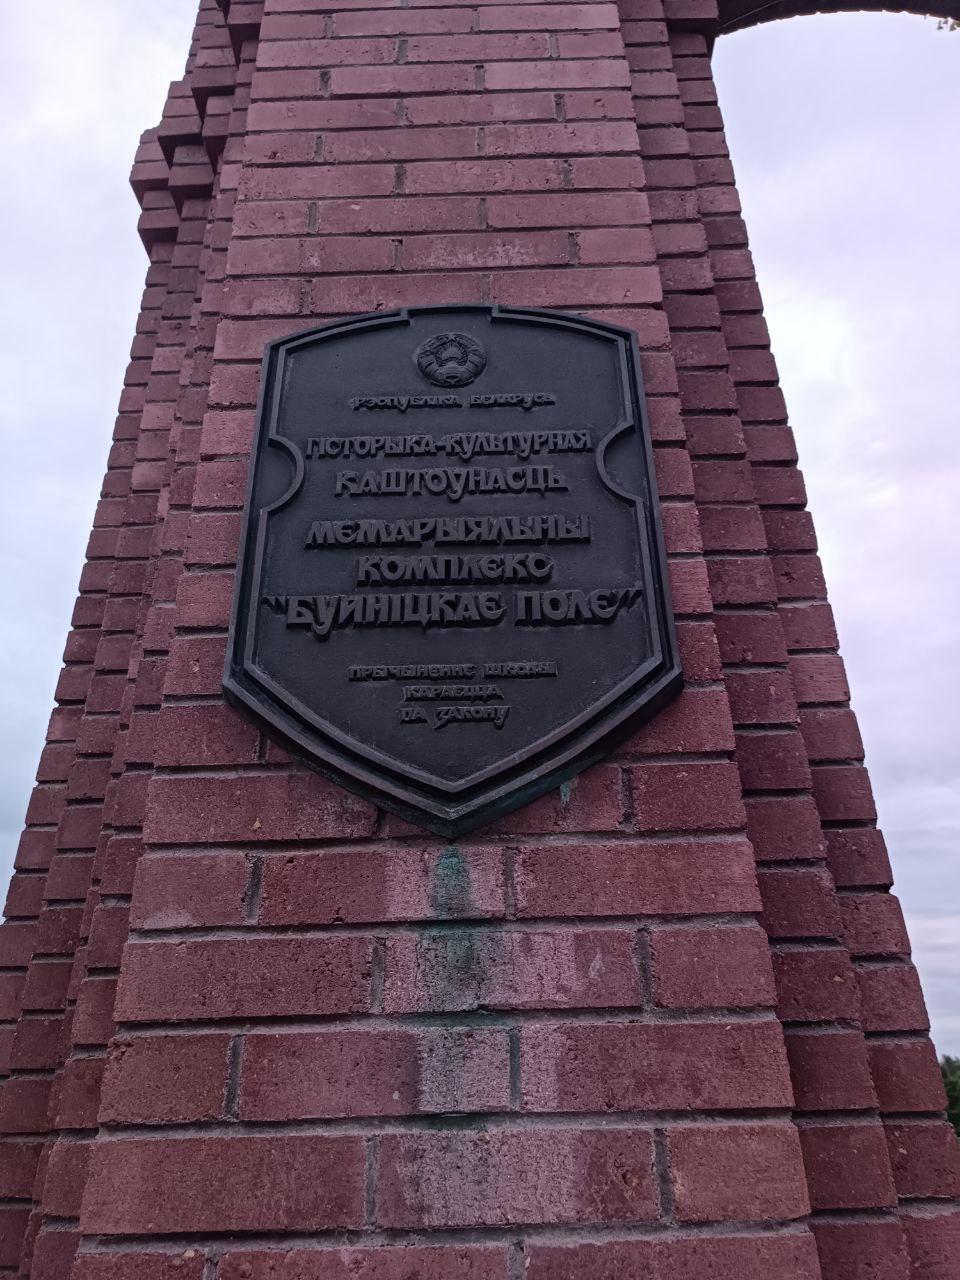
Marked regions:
[225,305,682,834]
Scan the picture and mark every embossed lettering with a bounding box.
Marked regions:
[403,685,503,702]
[264,591,507,639]
[357,553,554,586]
[435,705,510,730]
[515,587,643,626]
[335,466,568,501]
[305,514,590,549]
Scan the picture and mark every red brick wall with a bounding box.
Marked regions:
[0,0,957,1275]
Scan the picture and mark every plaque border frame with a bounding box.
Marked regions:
[224,304,683,835]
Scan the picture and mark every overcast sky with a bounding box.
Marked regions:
[0,4,957,1051]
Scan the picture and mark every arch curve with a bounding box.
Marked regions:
[719,0,959,34]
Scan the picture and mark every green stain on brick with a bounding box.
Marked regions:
[429,845,472,919]
[414,850,490,1110]
[420,929,479,1001]
[419,847,483,1008]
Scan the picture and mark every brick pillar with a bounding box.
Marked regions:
[1,0,957,1276]
[625,0,906,1263]
[669,14,960,1275]
[0,228,175,1276]
[0,4,232,1276]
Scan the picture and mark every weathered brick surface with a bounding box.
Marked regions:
[99,1034,232,1123]
[73,1258,207,1280]
[81,1136,366,1234]
[526,1234,822,1279]
[799,1121,898,1210]
[240,1027,512,1118]
[220,1248,510,1280]
[376,1127,659,1227]
[811,1220,912,1280]
[115,936,375,1021]
[648,922,776,1007]
[668,1122,810,1222]
[1,0,956,1274]
[520,1019,792,1111]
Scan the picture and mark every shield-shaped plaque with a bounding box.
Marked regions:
[225,305,682,834]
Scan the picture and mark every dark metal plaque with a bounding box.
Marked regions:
[225,305,682,835]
